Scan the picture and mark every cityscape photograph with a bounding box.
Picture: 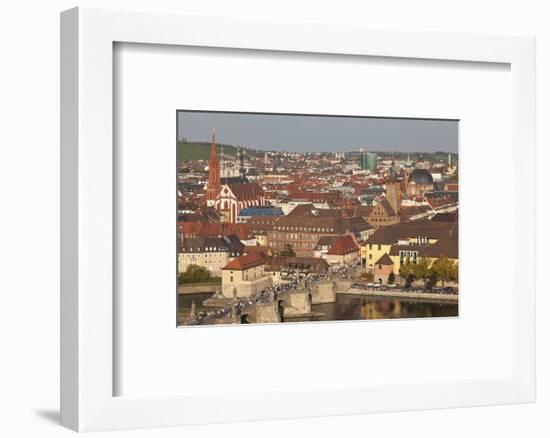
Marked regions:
[177,111,459,326]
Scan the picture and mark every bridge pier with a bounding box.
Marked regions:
[255,301,282,323]
[312,281,336,304]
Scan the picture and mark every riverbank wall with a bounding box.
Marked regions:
[178,283,221,295]
[344,287,459,301]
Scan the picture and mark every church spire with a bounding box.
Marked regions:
[206,128,221,206]
[239,146,245,179]
[210,128,217,161]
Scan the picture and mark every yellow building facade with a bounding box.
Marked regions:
[362,242,392,271]
[361,221,458,276]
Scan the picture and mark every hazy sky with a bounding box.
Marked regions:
[177,111,458,154]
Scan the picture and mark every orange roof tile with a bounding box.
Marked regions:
[222,252,266,271]
[326,235,359,256]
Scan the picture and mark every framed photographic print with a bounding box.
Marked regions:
[176,111,459,327]
[61,7,536,432]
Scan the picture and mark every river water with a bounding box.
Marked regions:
[178,292,458,324]
[312,293,458,321]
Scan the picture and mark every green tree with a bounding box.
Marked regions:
[279,244,296,257]
[387,272,396,285]
[427,270,438,289]
[399,261,414,285]
[431,257,456,287]
[450,262,459,283]
[178,264,216,285]
[413,257,432,287]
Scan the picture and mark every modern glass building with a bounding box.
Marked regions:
[360,151,378,172]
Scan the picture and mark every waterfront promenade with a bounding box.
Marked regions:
[345,287,459,301]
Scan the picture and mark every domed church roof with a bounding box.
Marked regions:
[408,168,434,185]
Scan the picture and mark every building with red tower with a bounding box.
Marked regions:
[203,128,266,222]
[205,129,221,206]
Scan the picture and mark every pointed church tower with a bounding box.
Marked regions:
[239,146,245,180]
[206,128,221,206]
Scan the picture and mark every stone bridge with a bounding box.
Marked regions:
[248,280,343,323]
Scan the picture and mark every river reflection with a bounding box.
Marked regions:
[312,293,458,321]
[178,292,458,324]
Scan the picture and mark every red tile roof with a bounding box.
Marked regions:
[287,204,344,218]
[326,235,359,256]
[243,245,273,259]
[226,183,264,200]
[222,252,266,271]
[287,191,340,203]
[178,222,251,240]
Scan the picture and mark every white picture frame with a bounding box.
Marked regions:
[60,6,536,432]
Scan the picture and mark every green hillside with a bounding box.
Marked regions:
[177,141,238,162]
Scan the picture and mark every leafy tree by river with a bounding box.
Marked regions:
[431,257,457,287]
[413,257,432,286]
[178,264,221,285]
[397,257,458,288]
[399,261,414,285]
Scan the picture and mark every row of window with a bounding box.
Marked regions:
[399,250,419,263]
[271,240,317,249]
[274,233,319,241]
[183,247,225,252]
[370,217,393,223]
[183,252,240,257]
[187,259,221,265]
[274,226,335,233]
